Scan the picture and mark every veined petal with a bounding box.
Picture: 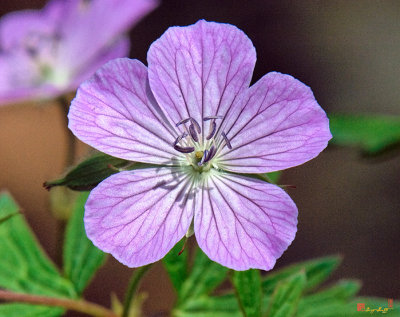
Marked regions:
[69,58,180,164]
[194,172,297,271]
[147,20,256,132]
[85,167,194,267]
[219,72,332,173]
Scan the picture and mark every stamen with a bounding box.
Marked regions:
[176,118,191,127]
[174,144,195,153]
[173,132,188,145]
[189,124,199,142]
[206,120,216,140]
[176,117,201,133]
[198,149,208,166]
[204,145,216,163]
[221,132,232,149]
[203,115,223,121]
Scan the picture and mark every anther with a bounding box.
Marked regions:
[173,132,195,153]
[189,124,199,142]
[198,149,208,166]
[204,145,216,163]
[176,117,201,133]
[173,132,188,145]
[203,115,223,121]
[221,132,232,149]
[174,144,195,153]
[206,120,216,140]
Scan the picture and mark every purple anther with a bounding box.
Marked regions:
[174,144,195,153]
[173,132,188,146]
[176,117,192,127]
[189,124,199,142]
[176,117,201,133]
[198,149,208,166]
[221,132,232,149]
[204,145,216,163]
[203,115,223,121]
[190,118,201,133]
[206,120,217,140]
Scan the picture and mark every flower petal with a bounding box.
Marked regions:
[69,58,180,164]
[147,20,256,131]
[69,36,130,90]
[85,167,194,267]
[219,72,332,173]
[0,1,62,50]
[194,172,297,271]
[57,0,158,73]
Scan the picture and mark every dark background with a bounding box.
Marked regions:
[1,0,399,315]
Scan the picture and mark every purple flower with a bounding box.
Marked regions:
[68,20,332,270]
[0,0,158,105]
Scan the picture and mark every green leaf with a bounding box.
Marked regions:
[0,211,19,225]
[63,192,106,295]
[173,294,241,317]
[0,192,76,298]
[232,269,262,317]
[178,247,228,304]
[266,271,307,317]
[163,239,188,292]
[348,297,400,316]
[262,255,341,295]
[0,304,63,317]
[44,153,153,191]
[299,297,400,317]
[329,114,400,154]
[297,279,361,316]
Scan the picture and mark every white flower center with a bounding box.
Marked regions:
[173,116,232,173]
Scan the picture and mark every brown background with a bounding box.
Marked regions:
[1,1,399,316]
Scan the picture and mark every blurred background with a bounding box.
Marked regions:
[0,0,399,315]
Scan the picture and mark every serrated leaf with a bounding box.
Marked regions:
[0,192,76,299]
[262,255,341,295]
[232,269,262,317]
[266,271,306,317]
[44,153,141,191]
[163,239,188,292]
[63,192,106,295]
[329,114,400,154]
[0,303,63,317]
[173,294,241,317]
[177,247,228,304]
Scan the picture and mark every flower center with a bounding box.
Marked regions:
[23,31,69,87]
[173,116,232,172]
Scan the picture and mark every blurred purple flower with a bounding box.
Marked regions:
[68,20,332,270]
[0,0,158,105]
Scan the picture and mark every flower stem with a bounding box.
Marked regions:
[54,95,76,266]
[122,265,152,317]
[0,290,117,317]
[57,95,76,168]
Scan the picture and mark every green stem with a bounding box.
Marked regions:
[0,290,117,317]
[122,265,152,317]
